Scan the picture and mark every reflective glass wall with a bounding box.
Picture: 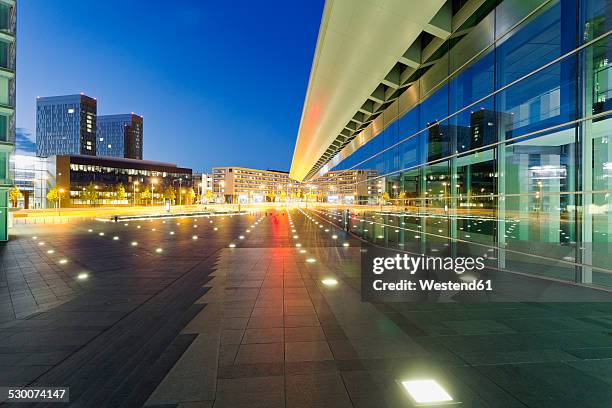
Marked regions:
[321,0,612,286]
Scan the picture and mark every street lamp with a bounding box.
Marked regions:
[133,181,139,206]
[151,177,158,206]
[172,178,183,206]
[58,188,65,216]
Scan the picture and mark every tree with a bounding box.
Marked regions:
[296,189,304,200]
[8,186,22,208]
[115,183,126,201]
[186,187,196,204]
[47,187,60,208]
[205,189,214,203]
[398,191,407,207]
[82,183,98,205]
[163,186,176,203]
[141,186,152,204]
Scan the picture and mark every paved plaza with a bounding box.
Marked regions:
[1,209,612,407]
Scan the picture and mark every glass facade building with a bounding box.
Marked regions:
[36,94,97,157]
[0,0,15,241]
[293,0,612,287]
[97,114,143,160]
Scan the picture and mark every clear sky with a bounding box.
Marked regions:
[16,0,323,172]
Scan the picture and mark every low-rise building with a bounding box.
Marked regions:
[212,166,301,203]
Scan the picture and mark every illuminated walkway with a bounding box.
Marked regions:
[1,209,612,407]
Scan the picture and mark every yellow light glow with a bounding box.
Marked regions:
[343,242,350,247]
[47,249,55,254]
[299,249,307,253]
[192,235,198,240]
[131,241,138,246]
[59,259,68,264]
[400,380,453,404]
[332,235,338,239]
[156,248,163,253]
[306,258,316,263]
[213,227,218,231]
[321,278,338,286]
[295,243,302,248]
[229,243,236,248]
[77,272,89,280]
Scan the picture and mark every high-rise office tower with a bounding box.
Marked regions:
[97,114,143,159]
[36,93,97,157]
[0,0,16,241]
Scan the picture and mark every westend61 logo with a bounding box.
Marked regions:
[361,245,494,303]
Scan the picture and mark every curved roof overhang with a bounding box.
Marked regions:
[290,0,449,181]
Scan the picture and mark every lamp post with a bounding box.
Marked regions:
[151,177,158,206]
[172,178,183,206]
[133,181,139,206]
[58,188,65,217]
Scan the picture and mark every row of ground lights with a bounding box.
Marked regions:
[304,209,458,405]
[229,215,264,248]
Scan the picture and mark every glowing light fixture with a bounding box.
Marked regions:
[192,235,198,240]
[229,243,236,248]
[77,272,89,280]
[399,380,453,404]
[59,259,68,264]
[343,242,350,247]
[321,278,338,286]
[156,248,163,253]
[113,236,119,240]
[131,241,138,246]
[99,232,105,236]
[306,258,316,263]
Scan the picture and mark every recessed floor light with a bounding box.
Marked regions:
[321,278,338,286]
[239,235,245,239]
[88,229,93,232]
[156,248,163,253]
[299,249,307,253]
[99,232,105,236]
[47,249,55,254]
[214,227,218,231]
[296,243,302,248]
[77,272,89,280]
[38,242,45,246]
[131,241,138,246]
[113,236,119,240]
[332,235,338,239]
[170,231,175,235]
[192,235,198,240]
[59,259,68,264]
[343,242,349,247]
[229,243,236,248]
[306,258,316,263]
[400,379,453,404]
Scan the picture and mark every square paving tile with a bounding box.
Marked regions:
[285,341,333,362]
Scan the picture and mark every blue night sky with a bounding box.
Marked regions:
[16,0,323,172]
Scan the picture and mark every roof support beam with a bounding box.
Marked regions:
[424,0,452,39]
[399,41,421,68]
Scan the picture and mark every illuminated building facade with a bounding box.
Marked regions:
[53,155,192,206]
[0,0,15,240]
[291,0,611,286]
[212,166,301,203]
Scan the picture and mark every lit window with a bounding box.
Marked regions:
[108,144,112,148]
[99,138,104,142]
[68,108,75,114]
